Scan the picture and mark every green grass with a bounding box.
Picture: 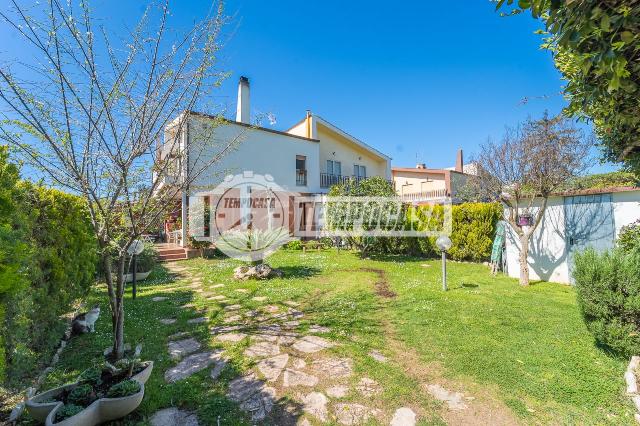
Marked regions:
[22,249,634,425]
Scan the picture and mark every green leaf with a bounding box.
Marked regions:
[620,31,634,43]
[600,15,611,32]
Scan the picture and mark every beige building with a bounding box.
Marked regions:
[155,76,392,246]
[392,150,473,204]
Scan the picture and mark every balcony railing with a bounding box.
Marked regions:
[296,169,307,186]
[400,188,449,203]
[320,173,351,188]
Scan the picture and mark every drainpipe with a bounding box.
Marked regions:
[181,119,189,247]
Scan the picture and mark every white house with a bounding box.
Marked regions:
[504,187,640,284]
[155,76,392,247]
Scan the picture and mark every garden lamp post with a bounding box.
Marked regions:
[436,235,452,291]
[127,240,145,299]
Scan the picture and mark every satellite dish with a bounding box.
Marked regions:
[127,240,145,256]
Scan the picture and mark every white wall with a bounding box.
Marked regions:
[504,190,640,284]
[186,117,321,194]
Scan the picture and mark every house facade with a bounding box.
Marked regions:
[504,187,640,284]
[156,76,392,246]
[392,150,472,204]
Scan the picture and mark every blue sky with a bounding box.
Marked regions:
[0,0,616,172]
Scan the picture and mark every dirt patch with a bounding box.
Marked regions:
[381,320,521,426]
[358,268,396,298]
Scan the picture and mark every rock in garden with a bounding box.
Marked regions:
[244,342,280,358]
[168,331,190,341]
[356,377,382,397]
[212,283,225,288]
[283,369,318,387]
[252,296,268,302]
[233,264,283,280]
[236,288,250,293]
[277,334,298,346]
[257,354,289,381]
[326,385,349,398]
[284,301,300,307]
[223,315,242,324]
[208,295,226,301]
[292,336,334,353]
[165,351,222,383]
[168,338,201,360]
[210,325,243,334]
[150,407,199,426]
[210,359,228,380]
[425,384,467,410]
[224,304,242,311]
[368,350,387,363]
[291,357,306,369]
[216,332,247,343]
[309,325,330,333]
[311,358,353,379]
[152,296,168,302]
[187,317,208,324]
[302,392,328,422]
[334,403,372,425]
[390,407,416,426]
[227,373,276,422]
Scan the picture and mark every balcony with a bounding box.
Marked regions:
[320,173,376,188]
[296,169,307,186]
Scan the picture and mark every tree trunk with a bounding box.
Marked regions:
[518,234,530,286]
[113,257,126,359]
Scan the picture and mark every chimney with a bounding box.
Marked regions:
[455,149,464,173]
[236,76,250,124]
[416,163,426,169]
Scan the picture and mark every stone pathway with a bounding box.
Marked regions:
[153,266,424,425]
[425,383,468,410]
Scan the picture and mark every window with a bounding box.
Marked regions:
[296,155,307,186]
[296,155,306,171]
[354,164,366,179]
[327,160,342,176]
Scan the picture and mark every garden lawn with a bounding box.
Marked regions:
[27,249,633,425]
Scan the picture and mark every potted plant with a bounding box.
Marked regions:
[26,359,153,425]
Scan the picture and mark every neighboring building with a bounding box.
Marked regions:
[392,150,473,204]
[155,76,392,246]
[504,187,640,284]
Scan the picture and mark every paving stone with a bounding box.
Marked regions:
[283,368,318,387]
[288,308,304,319]
[356,377,382,397]
[211,325,243,334]
[181,303,196,309]
[284,301,300,307]
[311,358,353,379]
[227,372,276,422]
[368,350,388,363]
[253,333,279,342]
[188,317,208,324]
[208,295,226,301]
[224,315,242,324]
[152,296,169,302]
[244,342,280,358]
[302,392,328,422]
[278,334,298,346]
[150,407,199,426]
[165,351,222,383]
[212,283,225,288]
[264,305,280,313]
[425,384,468,410]
[309,325,330,333]
[168,331,190,341]
[298,419,312,426]
[224,304,242,311]
[235,288,250,294]
[252,296,268,302]
[334,403,372,425]
[283,320,301,330]
[293,336,334,353]
[390,407,416,426]
[210,359,229,380]
[326,385,349,399]
[168,338,201,360]
[292,357,307,369]
[160,318,177,325]
[257,354,289,382]
[216,332,247,343]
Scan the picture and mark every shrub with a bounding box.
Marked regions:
[106,379,141,398]
[283,240,303,250]
[319,237,334,249]
[78,366,102,386]
[67,383,95,406]
[55,404,84,422]
[573,247,640,356]
[127,242,157,273]
[305,240,320,250]
[618,220,640,252]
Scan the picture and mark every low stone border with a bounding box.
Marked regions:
[625,355,640,423]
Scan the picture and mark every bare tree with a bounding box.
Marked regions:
[470,113,592,286]
[0,0,240,358]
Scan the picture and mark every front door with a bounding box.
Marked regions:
[564,194,615,281]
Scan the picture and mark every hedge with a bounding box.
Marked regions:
[0,148,97,387]
[574,247,640,356]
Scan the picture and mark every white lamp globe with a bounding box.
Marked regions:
[436,235,452,252]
